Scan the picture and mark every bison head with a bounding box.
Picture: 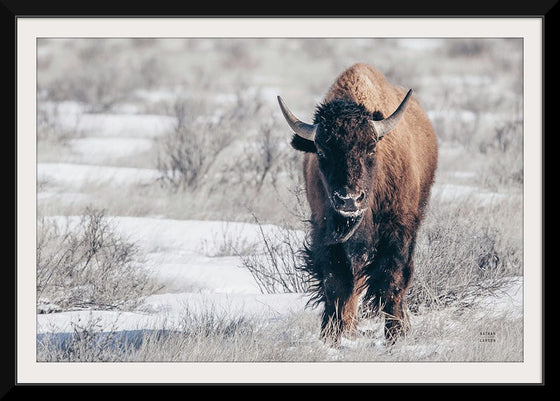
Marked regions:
[278,90,412,243]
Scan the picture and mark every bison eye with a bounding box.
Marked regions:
[317,150,326,160]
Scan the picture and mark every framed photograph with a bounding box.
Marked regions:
[12,11,547,386]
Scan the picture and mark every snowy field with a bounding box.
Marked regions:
[36,215,522,334]
[28,36,531,375]
[37,217,310,333]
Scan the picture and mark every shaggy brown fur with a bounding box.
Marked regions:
[283,63,438,346]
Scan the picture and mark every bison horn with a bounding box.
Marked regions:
[370,89,413,139]
[277,96,318,142]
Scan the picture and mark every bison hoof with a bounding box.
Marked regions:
[384,320,410,345]
[320,328,343,348]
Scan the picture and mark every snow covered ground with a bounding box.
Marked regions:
[38,163,161,187]
[36,214,522,357]
[35,99,523,354]
[37,217,311,335]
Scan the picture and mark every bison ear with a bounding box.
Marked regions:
[291,134,317,153]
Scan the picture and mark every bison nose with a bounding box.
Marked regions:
[332,190,366,212]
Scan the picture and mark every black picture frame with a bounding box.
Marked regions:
[5,0,554,392]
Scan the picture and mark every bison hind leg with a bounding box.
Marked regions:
[383,308,411,345]
[319,290,363,347]
[319,313,344,348]
[358,286,411,345]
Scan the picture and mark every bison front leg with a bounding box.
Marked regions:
[381,276,412,344]
[321,280,362,346]
[365,250,414,344]
[316,244,358,347]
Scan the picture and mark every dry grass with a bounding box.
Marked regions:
[37,208,161,312]
[37,302,522,362]
[409,194,522,313]
[238,214,309,294]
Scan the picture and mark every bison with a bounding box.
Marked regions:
[277,63,438,346]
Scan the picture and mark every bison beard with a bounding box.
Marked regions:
[278,63,438,347]
[325,207,364,245]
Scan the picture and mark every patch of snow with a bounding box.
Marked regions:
[37,292,309,334]
[214,93,238,104]
[37,191,90,204]
[246,86,283,106]
[135,88,183,103]
[141,292,308,320]
[427,109,478,123]
[108,216,303,256]
[37,163,161,187]
[432,183,510,206]
[427,108,504,127]
[68,137,154,163]
[450,171,476,180]
[145,255,260,294]
[442,74,493,87]
[59,113,175,138]
[111,103,145,114]
[421,74,493,87]
[40,100,87,116]
[37,309,170,334]
[432,183,477,201]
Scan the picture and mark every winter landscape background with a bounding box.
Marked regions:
[32,36,526,366]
